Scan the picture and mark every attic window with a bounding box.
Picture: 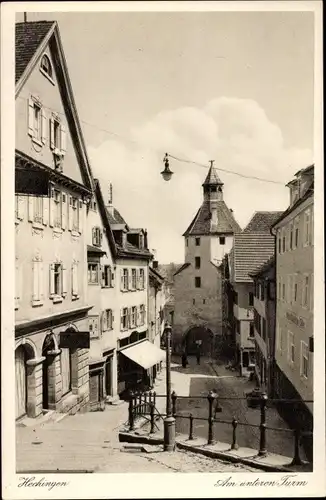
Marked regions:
[40,54,53,79]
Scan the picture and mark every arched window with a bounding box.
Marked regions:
[40,54,53,78]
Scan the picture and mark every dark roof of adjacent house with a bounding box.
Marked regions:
[271,180,314,229]
[116,242,152,260]
[230,233,276,283]
[16,21,55,83]
[249,255,275,278]
[87,245,106,255]
[173,263,191,276]
[183,201,242,236]
[106,207,127,226]
[243,212,284,233]
[149,266,164,284]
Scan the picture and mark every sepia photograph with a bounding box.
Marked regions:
[1,1,324,498]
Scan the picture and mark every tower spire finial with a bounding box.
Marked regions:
[209,160,215,168]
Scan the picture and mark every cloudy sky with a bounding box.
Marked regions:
[17,10,314,263]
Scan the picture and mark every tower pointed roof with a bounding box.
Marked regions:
[202,161,223,187]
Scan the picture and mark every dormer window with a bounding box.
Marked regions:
[40,54,54,82]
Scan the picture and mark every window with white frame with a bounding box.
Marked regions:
[304,209,311,246]
[288,331,295,364]
[89,316,100,339]
[131,306,137,328]
[131,269,137,290]
[121,307,129,330]
[54,263,62,295]
[71,197,79,232]
[289,221,293,250]
[88,263,99,284]
[122,268,129,290]
[300,341,309,378]
[103,309,113,331]
[302,275,310,308]
[139,268,145,289]
[49,262,66,299]
[282,228,286,253]
[50,114,66,157]
[32,257,44,305]
[293,275,298,303]
[278,231,281,254]
[40,54,53,77]
[53,189,62,228]
[294,217,300,248]
[287,275,292,304]
[28,97,47,145]
[33,196,43,224]
[101,265,112,287]
[92,227,102,246]
[140,304,146,326]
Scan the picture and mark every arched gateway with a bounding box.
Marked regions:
[182,326,214,356]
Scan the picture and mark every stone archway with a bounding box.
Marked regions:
[182,326,214,357]
[15,340,37,420]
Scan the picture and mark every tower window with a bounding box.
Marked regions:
[193,299,195,305]
[203,299,206,304]
[186,238,188,247]
[195,237,200,246]
[219,236,225,245]
[195,277,201,288]
[211,186,217,192]
[195,257,201,269]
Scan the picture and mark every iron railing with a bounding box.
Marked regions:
[127,390,313,466]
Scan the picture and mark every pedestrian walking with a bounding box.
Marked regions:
[181,351,188,368]
[196,347,201,365]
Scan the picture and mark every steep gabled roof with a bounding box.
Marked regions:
[15,20,94,192]
[243,211,284,233]
[231,233,276,283]
[106,207,128,226]
[183,201,241,236]
[202,164,223,186]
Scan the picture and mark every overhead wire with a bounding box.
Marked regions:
[16,93,287,186]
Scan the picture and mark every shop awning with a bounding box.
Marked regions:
[121,340,165,370]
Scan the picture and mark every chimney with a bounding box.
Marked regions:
[107,183,114,216]
[153,260,158,269]
[144,230,148,249]
[230,209,233,213]
[24,12,27,23]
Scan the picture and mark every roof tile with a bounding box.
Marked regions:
[243,211,283,233]
[183,200,241,236]
[232,233,276,282]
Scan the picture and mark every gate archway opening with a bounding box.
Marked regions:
[182,326,214,357]
[15,342,36,420]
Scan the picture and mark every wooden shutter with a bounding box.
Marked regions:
[60,123,67,155]
[72,262,78,296]
[32,260,39,301]
[120,269,124,291]
[42,195,48,225]
[17,196,24,220]
[128,308,132,329]
[111,270,115,288]
[120,309,124,330]
[61,193,67,230]
[28,98,34,137]
[135,306,139,326]
[28,196,34,222]
[62,265,67,297]
[49,264,55,296]
[50,116,55,150]
[41,108,47,144]
[49,186,54,227]
[128,270,132,290]
[78,200,83,233]
[136,269,140,289]
[39,261,44,301]
[68,196,73,231]
[100,265,105,287]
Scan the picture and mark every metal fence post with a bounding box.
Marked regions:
[144,392,148,414]
[171,391,177,418]
[153,391,156,409]
[128,391,135,431]
[188,413,194,440]
[258,392,268,456]
[207,390,215,445]
[291,427,303,466]
[231,418,239,450]
[150,403,155,434]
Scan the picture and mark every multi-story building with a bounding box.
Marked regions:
[271,165,314,458]
[173,162,241,355]
[249,256,276,396]
[86,180,118,410]
[228,212,280,375]
[104,192,164,396]
[148,262,166,380]
[15,21,94,420]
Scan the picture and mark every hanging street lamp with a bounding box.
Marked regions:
[160,153,174,182]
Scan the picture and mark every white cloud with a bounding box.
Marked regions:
[88,97,313,263]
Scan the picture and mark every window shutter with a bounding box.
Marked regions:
[72,262,78,296]
[28,98,34,137]
[120,309,124,330]
[111,270,115,288]
[128,270,132,290]
[42,195,48,225]
[41,108,47,144]
[62,266,67,296]
[128,308,132,329]
[49,186,54,227]
[60,123,67,155]
[32,260,39,301]
[50,117,55,150]
[92,227,95,245]
[17,195,24,220]
[61,193,67,230]
[78,200,82,233]
[68,196,73,231]
[135,306,139,326]
[28,196,34,222]
[49,263,55,296]
[136,269,140,289]
[39,261,44,300]
[120,269,124,291]
[101,265,105,287]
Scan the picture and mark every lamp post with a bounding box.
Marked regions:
[163,322,176,451]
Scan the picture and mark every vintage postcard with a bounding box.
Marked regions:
[1,1,324,498]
